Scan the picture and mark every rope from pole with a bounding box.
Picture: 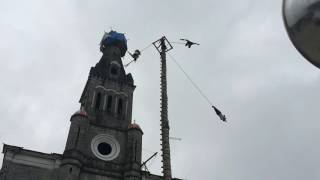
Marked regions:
[124,43,153,67]
[167,52,214,107]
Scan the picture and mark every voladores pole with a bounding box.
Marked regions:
[153,36,173,180]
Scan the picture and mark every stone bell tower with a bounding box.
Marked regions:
[59,31,143,180]
[0,31,182,180]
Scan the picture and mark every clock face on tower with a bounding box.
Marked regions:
[91,134,120,161]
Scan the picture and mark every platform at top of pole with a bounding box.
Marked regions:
[152,36,173,53]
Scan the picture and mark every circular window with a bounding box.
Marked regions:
[109,61,121,77]
[110,66,119,76]
[91,134,120,161]
[97,142,112,155]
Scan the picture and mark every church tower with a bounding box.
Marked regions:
[0,31,181,180]
[59,31,143,180]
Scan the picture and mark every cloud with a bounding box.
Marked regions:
[1,0,320,180]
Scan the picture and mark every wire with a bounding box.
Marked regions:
[169,41,185,45]
[148,154,157,167]
[140,43,153,52]
[124,43,153,68]
[124,60,135,68]
[167,52,214,107]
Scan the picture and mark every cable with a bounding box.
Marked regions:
[124,43,153,68]
[167,52,214,107]
[140,43,153,52]
[148,154,157,167]
[169,41,185,45]
[124,60,135,68]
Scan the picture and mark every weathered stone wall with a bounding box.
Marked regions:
[0,161,56,180]
[79,172,120,180]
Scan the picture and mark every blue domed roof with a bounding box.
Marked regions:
[100,31,127,57]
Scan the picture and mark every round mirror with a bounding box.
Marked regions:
[283,0,320,68]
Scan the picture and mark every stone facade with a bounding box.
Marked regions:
[0,37,181,180]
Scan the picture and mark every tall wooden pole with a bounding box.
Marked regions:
[153,36,173,180]
[159,37,172,180]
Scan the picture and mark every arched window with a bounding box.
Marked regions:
[106,95,113,112]
[117,98,123,115]
[95,92,102,110]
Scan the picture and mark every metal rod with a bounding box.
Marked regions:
[141,152,158,168]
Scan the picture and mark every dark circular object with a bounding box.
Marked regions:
[97,142,112,155]
[110,66,119,76]
[283,0,320,69]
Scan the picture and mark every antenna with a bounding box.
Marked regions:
[141,152,158,173]
[169,137,182,141]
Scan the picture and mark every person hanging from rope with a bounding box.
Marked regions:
[212,105,227,122]
[180,39,200,48]
[125,49,141,67]
[128,49,141,61]
[168,53,228,123]
[124,43,154,68]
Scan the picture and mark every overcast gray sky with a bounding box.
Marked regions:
[1,0,320,179]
